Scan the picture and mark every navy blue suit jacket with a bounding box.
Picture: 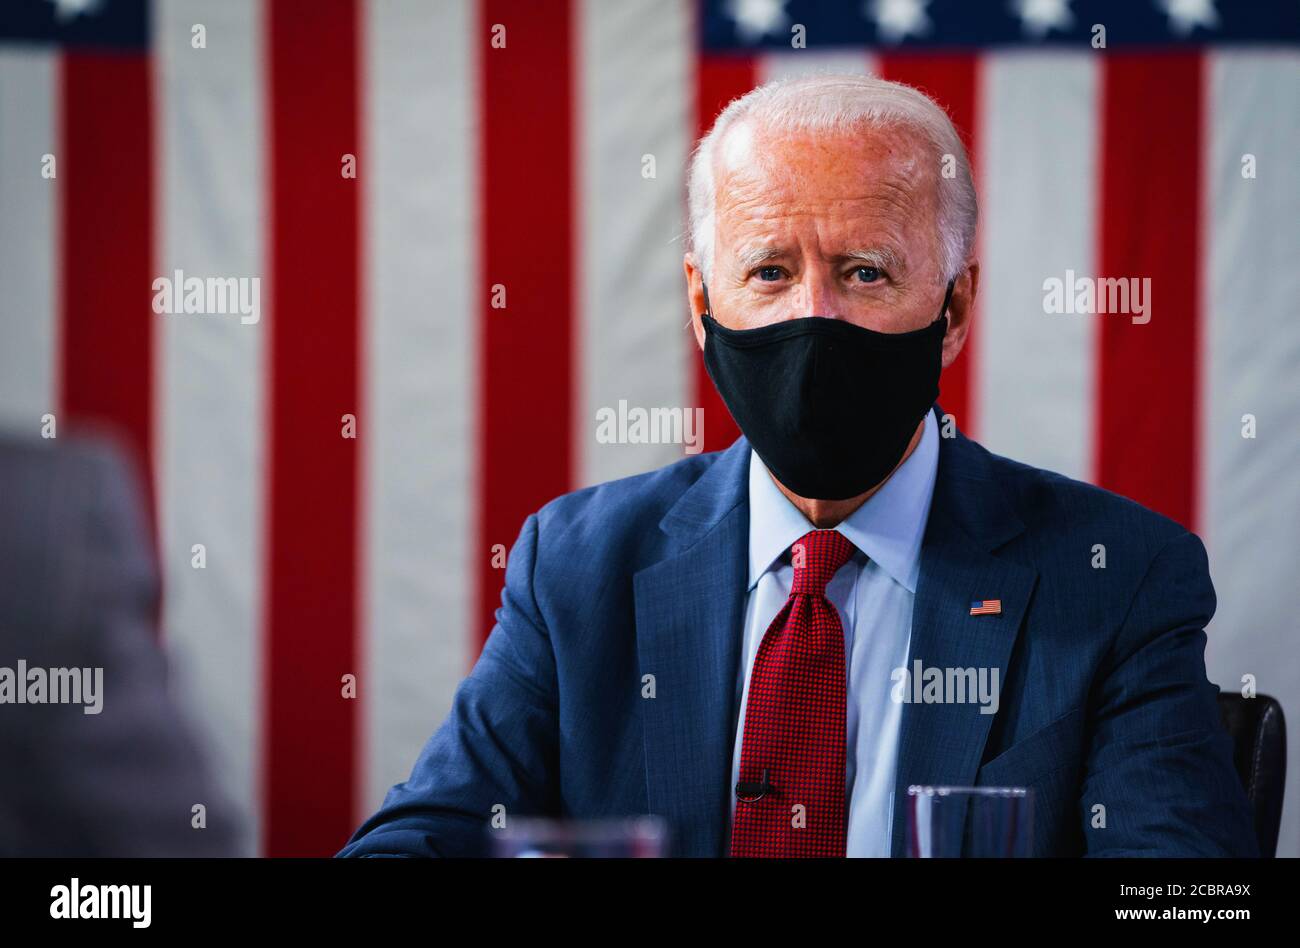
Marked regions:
[339,406,1258,857]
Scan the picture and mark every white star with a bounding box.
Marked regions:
[1012,0,1074,38]
[866,0,933,44]
[47,0,103,23]
[1156,0,1219,36]
[726,0,790,44]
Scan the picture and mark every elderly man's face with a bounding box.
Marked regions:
[688,122,973,367]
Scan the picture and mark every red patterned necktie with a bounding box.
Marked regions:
[730,529,856,858]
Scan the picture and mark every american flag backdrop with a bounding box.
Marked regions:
[0,0,1297,857]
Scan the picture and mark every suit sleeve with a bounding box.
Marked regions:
[1080,530,1259,856]
[337,513,560,857]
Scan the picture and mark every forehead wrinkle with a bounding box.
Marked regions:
[718,131,934,227]
[719,170,930,236]
[722,122,930,192]
[714,129,944,278]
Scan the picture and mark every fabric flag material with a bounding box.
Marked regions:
[0,0,1297,857]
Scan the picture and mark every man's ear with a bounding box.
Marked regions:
[684,255,707,351]
[940,259,979,370]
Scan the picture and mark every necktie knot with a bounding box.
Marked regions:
[790,529,856,596]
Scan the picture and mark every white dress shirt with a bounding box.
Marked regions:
[728,408,940,856]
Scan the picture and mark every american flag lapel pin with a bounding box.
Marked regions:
[970,599,1002,616]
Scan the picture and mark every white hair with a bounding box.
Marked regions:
[686,73,977,285]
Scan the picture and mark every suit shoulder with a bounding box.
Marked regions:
[0,431,144,523]
[973,439,1192,555]
[508,449,736,611]
[532,449,726,542]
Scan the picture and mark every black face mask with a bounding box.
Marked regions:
[701,279,954,501]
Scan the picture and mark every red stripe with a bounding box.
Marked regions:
[693,55,755,453]
[263,0,361,856]
[59,53,155,533]
[876,54,980,437]
[476,1,577,650]
[1094,53,1202,530]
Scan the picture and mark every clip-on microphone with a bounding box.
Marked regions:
[735,768,775,804]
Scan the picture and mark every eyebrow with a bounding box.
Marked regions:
[840,246,906,274]
[730,244,907,274]
[733,245,786,270]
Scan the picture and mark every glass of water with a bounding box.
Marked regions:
[906,786,1034,857]
[490,816,668,858]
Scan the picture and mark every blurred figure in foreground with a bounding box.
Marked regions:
[0,432,240,856]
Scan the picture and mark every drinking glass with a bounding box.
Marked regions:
[906,786,1033,857]
[490,816,668,858]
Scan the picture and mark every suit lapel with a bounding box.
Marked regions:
[635,439,750,857]
[889,412,1039,856]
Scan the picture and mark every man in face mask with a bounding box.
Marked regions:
[690,112,963,515]
[682,93,976,859]
[341,75,1258,861]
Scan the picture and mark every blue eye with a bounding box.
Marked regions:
[757,266,783,282]
[854,266,882,283]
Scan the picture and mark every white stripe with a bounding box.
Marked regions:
[975,52,1097,480]
[361,0,476,819]
[578,0,694,484]
[0,51,58,432]
[154,0,264,854]
[758,50,876,83]
[1201,51,1300,858]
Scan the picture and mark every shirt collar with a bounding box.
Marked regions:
[746,408,940,593]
